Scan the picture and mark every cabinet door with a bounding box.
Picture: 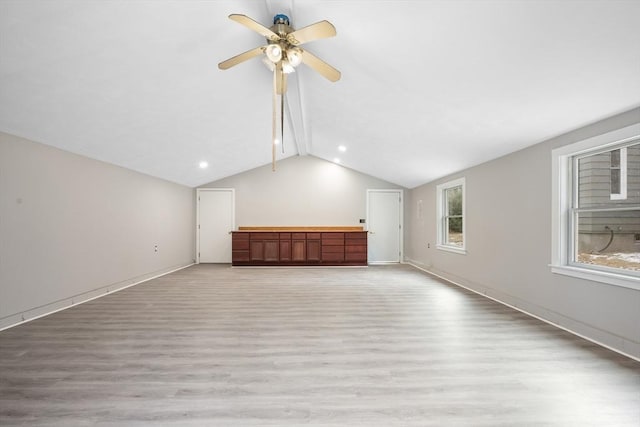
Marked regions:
[280,240,291,261]
[292,240,306,261]
[264,240,279,261]
[250,241,264,261]
[307,240,321,261]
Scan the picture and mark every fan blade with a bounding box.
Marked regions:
[218,46,265,70]
[275,62,287,95]
[229,14,280,42]
[301,50,341,82]
[286,20,336,46]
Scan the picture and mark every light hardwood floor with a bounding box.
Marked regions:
[1,264,639,426]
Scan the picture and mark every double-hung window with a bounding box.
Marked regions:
[552,124,640,289]
[436,177,465,254]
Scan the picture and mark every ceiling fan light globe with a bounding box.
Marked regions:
[282,60,295,74]
[265,44,282,62]
[286,48,303,67]
[261,57,275,71]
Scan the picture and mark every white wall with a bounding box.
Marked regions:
[200,155,406,227]
[0,132,195,329]
[406,108,640,359]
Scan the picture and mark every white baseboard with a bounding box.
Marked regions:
[0,262,194,332]
[405,259,640,362]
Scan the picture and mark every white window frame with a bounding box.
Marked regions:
[551,123,640,290]
[436,177,466,254]
[609,147,627,200]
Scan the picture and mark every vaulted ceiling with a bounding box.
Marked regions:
[1,0,639,188]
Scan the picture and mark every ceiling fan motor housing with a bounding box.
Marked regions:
[270,23,293,38]
[273,14,290,25]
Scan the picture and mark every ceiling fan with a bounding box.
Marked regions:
[218,13,341,170]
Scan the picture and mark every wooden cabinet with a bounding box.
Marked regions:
[321,233,344,262]
[306,233,321,262]
[263,240,279,261]
[232,230,367,266]
[248,233,279,262]
[292,239,306,261]
[345,232,367,262]
[250,241,263,261]
[279,240,291,261]
[232,233,250,262]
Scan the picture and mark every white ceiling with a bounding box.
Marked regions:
[1,0,639,188]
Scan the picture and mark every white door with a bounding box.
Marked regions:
[197,188,235,263]
[367,189,403,264]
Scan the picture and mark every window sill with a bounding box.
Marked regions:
[436,244,467,255]
[550,264,640,291]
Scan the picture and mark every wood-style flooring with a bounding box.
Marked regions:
[1,264,639,426]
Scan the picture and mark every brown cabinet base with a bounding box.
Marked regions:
[232,230,367,266]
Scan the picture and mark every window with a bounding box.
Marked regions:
[551,124,640,289]
[437,177,465,254]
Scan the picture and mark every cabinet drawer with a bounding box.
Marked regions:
[306,233,321,239]
[345,245,366,253]
[232,240,250,250]
[322,232,344,239]
[345,252,367,261]
[322,252,345,261]
[292,233,306,239]
[322,238,344,246]
[232,251,250,261]
[251,232,278,240]
[322,246,345,253]
[232,233,249,241]
[279,233,291,239]
[345,232,367,240]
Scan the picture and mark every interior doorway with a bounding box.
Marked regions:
[366,189,403,264]
[197,188,235,263]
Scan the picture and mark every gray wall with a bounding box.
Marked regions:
[406,108,640,359]
[0,132,195,329]
[200,155,406,228]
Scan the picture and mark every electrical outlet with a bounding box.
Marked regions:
[427,243,430,248]
[154,245,158,252]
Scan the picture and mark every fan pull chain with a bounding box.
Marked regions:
[272,68,277,171]
[280,75,285,154]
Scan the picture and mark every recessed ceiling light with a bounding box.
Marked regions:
[199,161,208,169]
[338,145,347,152]
[333,158,341,164]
